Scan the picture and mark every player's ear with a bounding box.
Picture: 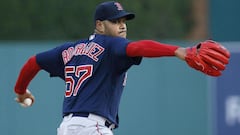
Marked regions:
[95,20,105,34]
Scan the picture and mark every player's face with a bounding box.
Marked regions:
[102,18,127,38]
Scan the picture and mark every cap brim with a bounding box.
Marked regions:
[125,13,135,20]
[108,12,135,21]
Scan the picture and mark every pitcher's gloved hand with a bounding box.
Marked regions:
[185,40,230,76]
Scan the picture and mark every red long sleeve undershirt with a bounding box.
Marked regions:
[126,40,179,57]
[14,40,179,94]
[14,56,41,94]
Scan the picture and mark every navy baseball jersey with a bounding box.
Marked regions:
[36,34,142,126]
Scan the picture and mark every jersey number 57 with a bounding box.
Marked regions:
[64,65,93,97]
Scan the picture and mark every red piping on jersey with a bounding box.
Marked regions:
[14,56,41,94]
[126,40,179,57]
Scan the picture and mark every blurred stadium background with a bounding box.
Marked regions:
[0,0,239,135]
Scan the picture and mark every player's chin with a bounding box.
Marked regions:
[118,31,127,38]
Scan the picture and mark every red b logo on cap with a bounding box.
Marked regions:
[114,2,123,10]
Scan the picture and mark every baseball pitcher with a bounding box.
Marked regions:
[14,1,230,135]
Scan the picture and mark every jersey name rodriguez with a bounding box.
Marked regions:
[62,42,105,64]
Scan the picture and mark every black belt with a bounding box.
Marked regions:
[65,112,114,129]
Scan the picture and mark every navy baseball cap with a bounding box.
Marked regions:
[94,1,135,21]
